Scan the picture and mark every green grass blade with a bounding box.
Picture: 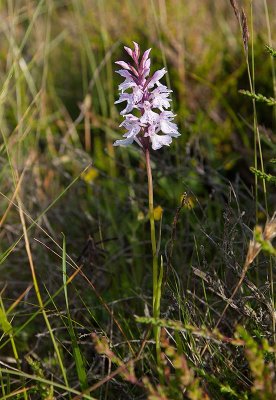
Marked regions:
[62,234,88,391]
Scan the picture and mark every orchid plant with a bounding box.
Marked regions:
[114,42,180,366]
[114,42,180,150]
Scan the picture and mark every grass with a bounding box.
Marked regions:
[0,0,276,399]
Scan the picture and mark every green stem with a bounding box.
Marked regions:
[145,149,157,300]
[145,148,161,367]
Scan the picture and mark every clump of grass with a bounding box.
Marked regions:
[92,323,276,399]
[92,328,211,399]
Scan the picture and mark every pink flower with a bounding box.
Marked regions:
[114,42,180,150]
[147,68,167,89]
[113,115,141,147]
[150,85,172,110]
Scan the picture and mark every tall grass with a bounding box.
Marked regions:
[0,0,275,399]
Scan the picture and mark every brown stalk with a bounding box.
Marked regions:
[230,0,240,22]
[0,152,36,228]
[241,8,249,54]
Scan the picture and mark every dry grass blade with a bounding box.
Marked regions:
[0,152,36,228]
[241,8,249,53]
[263,212,276,241]
[16,191,69,387]
[6,285,33,315]
[230,0,240,21]
[246,213,276,264]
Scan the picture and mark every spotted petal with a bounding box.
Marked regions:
[150,133,172,150]
[147,68,167,88]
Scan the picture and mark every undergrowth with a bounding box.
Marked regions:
[0,1,275,399]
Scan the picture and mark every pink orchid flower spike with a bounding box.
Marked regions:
[114,42,180,151]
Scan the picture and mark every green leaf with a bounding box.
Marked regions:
[250,167,276,185]
[239,90,276,106]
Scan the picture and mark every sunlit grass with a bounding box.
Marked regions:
[0,0,275,398]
